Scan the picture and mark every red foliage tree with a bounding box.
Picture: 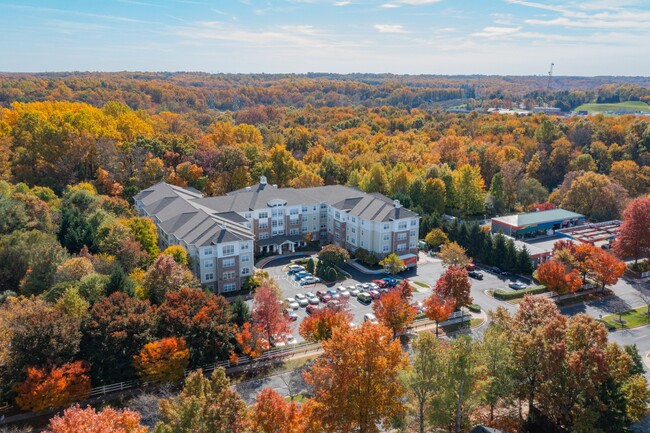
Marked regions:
[536,259,582,294]
[45,404,147,433]
[589,249,627,291]
[252,285,293,346]
[156,287,234,365]
[251,387,301,433]
[232,322,269,372]
[423,294,456,336]
[614,196,650,264]
[434,265,472,308]
[14,361,91,412]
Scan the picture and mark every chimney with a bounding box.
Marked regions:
[393,199,401,209]
[260,176,267,185]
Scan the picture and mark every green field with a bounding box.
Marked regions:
[574,101,650,114]
[599,306,650,329]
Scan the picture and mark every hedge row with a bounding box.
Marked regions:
[493,286,548,300]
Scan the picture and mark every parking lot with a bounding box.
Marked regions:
[254,253,526,343]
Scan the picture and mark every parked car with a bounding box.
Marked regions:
[348,286,361,297]
[284,309,299,321]
[491,266,502,274]
[305,293,320,305]
[369,282,380,290]
[357,292,372,304]
[466,263,476,271]
[468,270,484,280]
[355,283,365,291]
[306,304,324,315]
[363,313,379,324]
[300,276,321,285]
[369,289,381,299]
[294,271,311,280]
[382,277,398,287]
[361,283,371,290]
[327,289,341,299]
[327,300,341,310]
[287,265,305,274]
[372,279,388,288]
[294,293,309,307]
[509,282,528,290]
[338,289,350,299]
[316,290,332,302]
[274,334,298,347]
[285,298,299,310]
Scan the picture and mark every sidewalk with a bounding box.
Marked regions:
[255,251,318,268]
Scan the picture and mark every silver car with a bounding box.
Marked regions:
[294,293,309,307]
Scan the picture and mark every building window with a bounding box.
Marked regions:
[383,234,390,241]
[383,245,390,252]
[410,240,417,248]
[361,241,364,247]
[241,243,249,251]
[410,230,416,237]
[223,258,235,268]
[302,216,308,222]
[259,211,268,219]
[411,219,417,226]
[397,233,407,241]
[259,221,268,229]
[313,225,317,231]
[290,217,299,225]
[320,204,327,209]
[259,232,269,240]
[245,212,252,219]
[241,255,250,263]
[351,238,356,245]
[383,223,390,230]
[242,267,250,275]
[398,222,407,230]
[302,226,308,232]
[204,260,214,269]
[350,227,356,233]
[223,271,236,280]
[204,247,213,256]
[302,206,308,212]
[290,228,299,235]
[205,273,214,281]
[290,208,299,215]
[335,211,341,219]
[397,243,406,252]
[351,217,356,223]
[222,245,235,256]
[223,283,236,292]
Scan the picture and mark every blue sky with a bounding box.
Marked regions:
[1,0,649,75]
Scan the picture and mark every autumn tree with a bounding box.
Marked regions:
[589,249,626,292]
[250,387,301,433]
[438,241,470,268]
[304,323,408,433]
[434,266,472,310]
[379,253,405,275]
[614,196,650,264]
[153,368,250,433]
[143,255,198,304]
[317,244,350,267]
[233,322,270,371]
[452,164,485,216]
[423,294,456,336]
[133,337,190,384]
[559,171,628,221]
[126,217,160,259]
[480,325,515,422]
[161,245,188,265]
[156,287,234,365]
[536,259,582,294]
[81,292,156,383]
[14,361,90,412]
[372,282,417,337]
[424,228,448,249]
[45,405,148,433]
[252,285,293,346]
[299,307,351,342]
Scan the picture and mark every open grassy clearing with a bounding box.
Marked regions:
[574,101,649,113]
[599,305,650,329]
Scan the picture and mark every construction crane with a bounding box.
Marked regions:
[546,62,554,93]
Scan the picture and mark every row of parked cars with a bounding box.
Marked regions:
[287,264,321,286]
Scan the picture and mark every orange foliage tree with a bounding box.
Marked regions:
[536,259,582,294]
[232,322,270,372]
[304,322,407,433]
[589,249,626,292]
[252,285,293,346]
[132,337,190,383]
[372,282,417,338]
[14,361,91,412]
[299,307,351,342]
[251,387,301,433]
[45,404,147,433]
[423,294,456,336]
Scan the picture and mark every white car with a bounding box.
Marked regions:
[285,298,300,310]
[294,293,309,307]
[369,282,380,290]
[349,287,361,297]
[305,293,320,305]
[300,276,321,285]
[363,313,379,324]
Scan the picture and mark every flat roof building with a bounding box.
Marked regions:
[491,209,585,238]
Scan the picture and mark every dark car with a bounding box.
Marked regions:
[491,266,502,274]
[468,270,484,280]
[357,292,372,304]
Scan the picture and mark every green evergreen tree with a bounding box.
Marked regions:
[492,234,507,269]
[105,265,134,295]
[516,246,534,275]
[230,297,250,327]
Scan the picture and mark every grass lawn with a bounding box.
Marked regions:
[285,393,308,403]
[413,281,429,289]
[574,101,649,114]
[600,306,650,330]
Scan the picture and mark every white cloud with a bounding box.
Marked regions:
[396,0,442,4]
[471,26,522,39]
[334,1,351,5]
[381,3,400,8]
[374,24,408,33]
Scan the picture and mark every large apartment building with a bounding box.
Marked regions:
[134,177,420,294]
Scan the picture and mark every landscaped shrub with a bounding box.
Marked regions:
[467,304,481,313]
[493,286,548,300]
